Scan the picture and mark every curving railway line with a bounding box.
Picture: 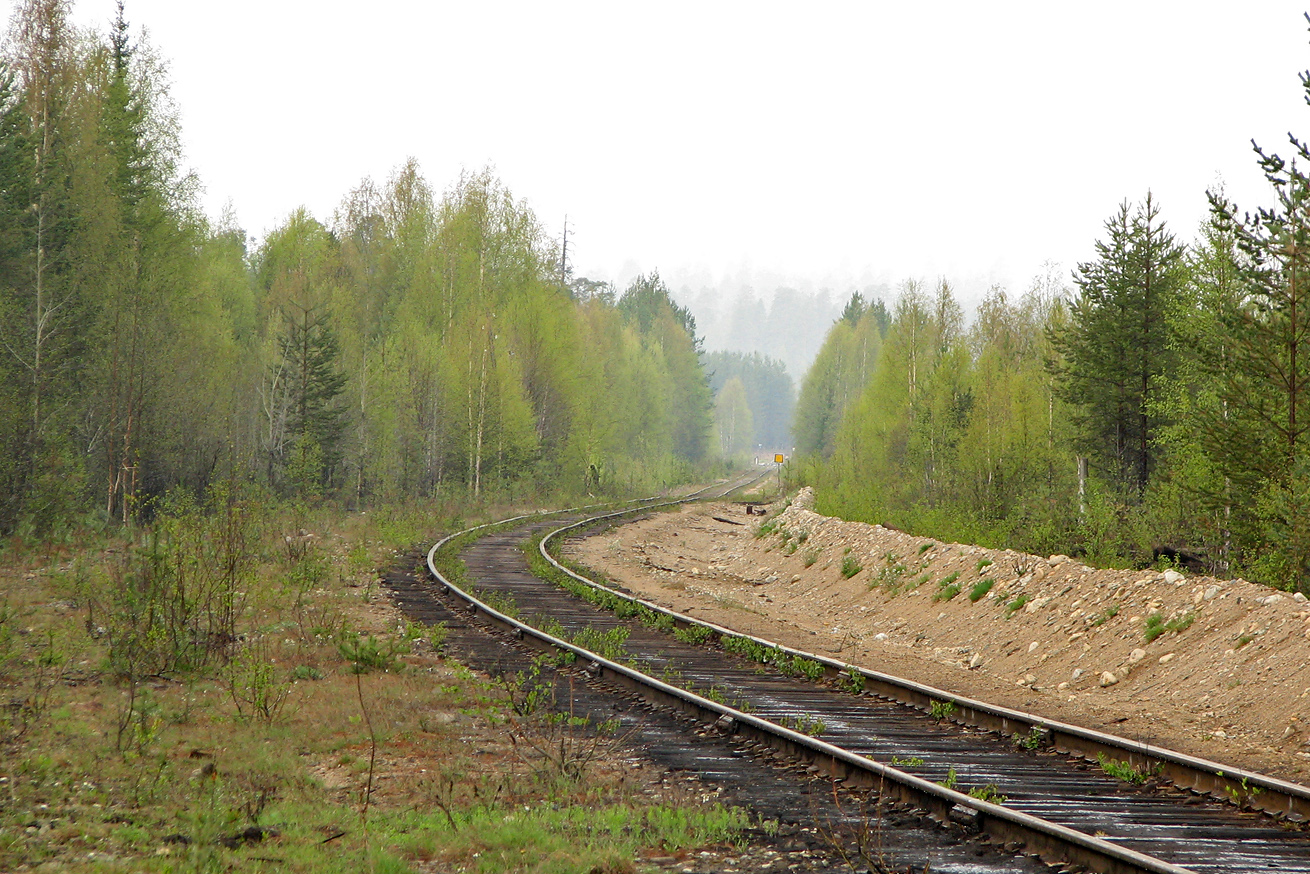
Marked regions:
[385,477,1310,873]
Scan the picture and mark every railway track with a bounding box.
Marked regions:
[392,481,1310,873]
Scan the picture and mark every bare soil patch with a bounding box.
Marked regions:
[567,487,1310,786]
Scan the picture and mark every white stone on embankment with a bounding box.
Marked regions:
[1159,653,1176,664]
[1100,671,1119,687]
[1163,569,1184,585]
[1128,648,1146,664]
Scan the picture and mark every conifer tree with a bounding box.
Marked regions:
[1051,194,1185,498]
[275,304,348,495]
[1204,39,1310,585]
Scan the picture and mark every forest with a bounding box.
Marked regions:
[794,142,1310,590]
[5,0,1310,599]
[0,1,724,539]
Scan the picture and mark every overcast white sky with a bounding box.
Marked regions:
[27,1,1310,299]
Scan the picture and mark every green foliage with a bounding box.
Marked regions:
[840,555,863,579]
[82,485,264,679]
[777,713,826,736]
[223,641,293,722]
[672,624,715,646]
[1097,753,1159,785]
[933,581,961,602]
[968,579,993,602]
[968,784,1007,804]
[0,16,722,530]
[338,633,406,674]
[571,625,630,661]
[1142,612,1192,643]
[1004,594,1031,618]
[720,634,823,680]
[1051,194,1186,497]
[1015,725,1048,751]
[870,553,907,592]
[705,350,796,450]
[929,699,956,721]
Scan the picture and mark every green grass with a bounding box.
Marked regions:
[933,571,962,602]
[1003,593,1031,618]
[840,555,863,579]
[933,582,961,602]
[968,579,993,602]
[1144,611,1194,643]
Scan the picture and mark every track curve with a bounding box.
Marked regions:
[405,483,1310,873]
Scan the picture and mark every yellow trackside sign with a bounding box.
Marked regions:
[774,454,785,464]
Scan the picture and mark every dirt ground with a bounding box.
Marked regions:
[566,487,1310,787]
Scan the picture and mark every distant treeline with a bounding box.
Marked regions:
[796,72,1310,591]
[0,2,715,535]
[705,351,795,457]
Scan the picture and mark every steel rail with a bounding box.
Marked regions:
[427,497,1196,874]
[538,511,1310,825]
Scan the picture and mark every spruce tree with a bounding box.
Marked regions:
[1051,194,1185,498]
[276,304,348,495]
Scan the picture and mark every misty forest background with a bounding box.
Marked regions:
[6,1,1310,592]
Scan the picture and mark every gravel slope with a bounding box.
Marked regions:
[567,487,1310,785]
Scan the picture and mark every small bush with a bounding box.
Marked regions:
[339,634,406,673]
[840,555,863,579]
[933,583,961,602]
[968,784,1007,804]
[968,579,993,602]
[802,548,820,568]
[672,624,714,646]
[929,699,956,721]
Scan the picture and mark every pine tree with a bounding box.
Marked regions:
[276,304,348,495]
[1051,194,1185,498]
[1203,40,1310,586]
